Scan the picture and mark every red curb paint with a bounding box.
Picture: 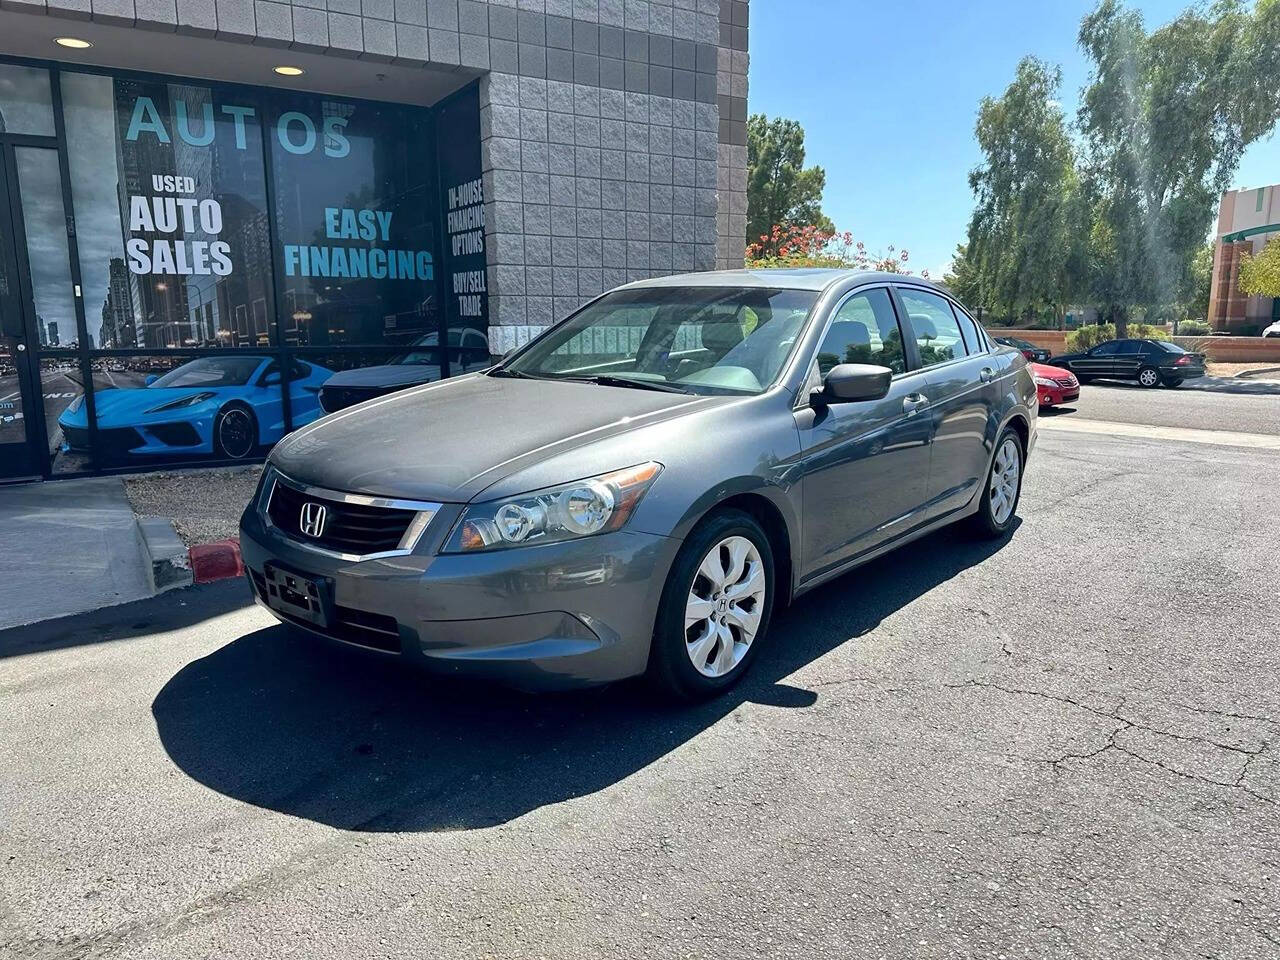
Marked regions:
[189,538,243,584]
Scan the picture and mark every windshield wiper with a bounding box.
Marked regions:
[488,367,541,379]
[559,374,692,394]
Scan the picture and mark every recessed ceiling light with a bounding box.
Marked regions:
[273,65,305,77]
[54,37,93,49]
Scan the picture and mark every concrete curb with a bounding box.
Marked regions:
[190,538,244,584]
[135,522,244,593]
[135,517,193,594]
[1237,365,1280,380]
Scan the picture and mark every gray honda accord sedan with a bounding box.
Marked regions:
[240,269,1036,698]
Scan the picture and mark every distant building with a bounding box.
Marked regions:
[99,257,136,348]
[1208,184,1280,333]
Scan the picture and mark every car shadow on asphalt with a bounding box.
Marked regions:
[151,521,1019,833]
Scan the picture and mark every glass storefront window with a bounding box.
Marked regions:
[70,353,288,466]
[0,58,486,479]
[0,64,56,136]
[269,94,439,348]
[61,72,274,350]
[39,356,84,474]
[14,146,78,349]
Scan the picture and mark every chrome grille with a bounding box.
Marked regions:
[263,470,437,558]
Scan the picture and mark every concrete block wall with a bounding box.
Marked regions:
[472,0,744,354]
[26,0,750,355]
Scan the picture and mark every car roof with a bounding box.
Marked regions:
[618,268,952,295]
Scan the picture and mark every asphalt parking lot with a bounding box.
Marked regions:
[2,387,1278,959]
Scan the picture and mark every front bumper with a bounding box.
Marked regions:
[1037,386,1079,406]
[239,504,681,690]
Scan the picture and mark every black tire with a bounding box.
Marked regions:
[213,403,258,460]
[647,509,775,701]
[1161,377,1183,388]
[1076,374,1093,384]
[1137,366,1161,388]
[969,427,1024,539]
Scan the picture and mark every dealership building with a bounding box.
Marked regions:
[1208,182,1280,334]
[0,0,751,482]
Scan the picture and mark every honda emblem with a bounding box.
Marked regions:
[299,501,327,538]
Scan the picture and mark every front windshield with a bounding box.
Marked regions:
[501,286,818,395]
[150,356,264,388]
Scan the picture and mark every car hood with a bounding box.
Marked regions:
[1031,362,1074,379]
[323,364,439,389]
[270,373,725,503]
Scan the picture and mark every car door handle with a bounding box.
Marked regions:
[903,393,929,416]
[979,367,995,383]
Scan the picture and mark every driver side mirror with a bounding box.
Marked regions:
[144,374,158,386]
[813,363,893,404]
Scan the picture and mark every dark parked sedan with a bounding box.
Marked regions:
[991,335,1052,363]
[1051,338,1205,388]
[318,328,491,413]
[241,269,1037,699]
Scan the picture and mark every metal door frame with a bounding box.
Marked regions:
[0,143,51,481]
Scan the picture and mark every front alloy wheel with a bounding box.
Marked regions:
[684,535,766,678]
[649,509,775,699]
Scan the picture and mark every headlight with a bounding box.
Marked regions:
[146,391,216,413]
[64,395,84,415]
[443,462,663,553]
[1033,376,1057,388]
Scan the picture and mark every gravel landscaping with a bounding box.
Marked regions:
[123,466,262,547]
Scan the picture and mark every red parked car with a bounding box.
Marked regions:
[1031,361,1079,408]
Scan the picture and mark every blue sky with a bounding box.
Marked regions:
[747,0,1280,277]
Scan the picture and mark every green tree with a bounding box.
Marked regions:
[1077,0,1280,335]
[942,243,984,312]
[965,58,1087,329]
[746,114,834,253]
[1239,236,1280,297]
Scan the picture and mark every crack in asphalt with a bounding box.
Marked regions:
[947,680,1277,807]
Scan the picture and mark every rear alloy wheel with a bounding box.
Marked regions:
[649,510,774,700]
[1137,366,1161,388]
[970,429,1023,538]
[214,404,257,459]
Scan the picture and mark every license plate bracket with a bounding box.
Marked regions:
[262,563,332,629]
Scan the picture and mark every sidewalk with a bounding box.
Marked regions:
[0,478,152,630]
